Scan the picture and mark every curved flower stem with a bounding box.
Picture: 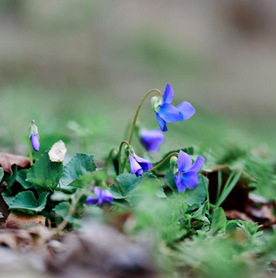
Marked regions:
[128,89,162,145]
[149,152,179,172]
[118,140,130,175]
[123,120,133,141]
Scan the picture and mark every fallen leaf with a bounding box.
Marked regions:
[0,153,30,175]
[245,193,276,227]
[6,212,45,229]
[224,210,254,222]
[48,141,67,162]
[0,194,9,228]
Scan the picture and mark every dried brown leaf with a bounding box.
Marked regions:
[0,194,9,229]
[6,212,45,230]
[0,153,30,175]
[246,194,276,227]
[224,210,254,222]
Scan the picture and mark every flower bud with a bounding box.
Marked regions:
[170,156,178,175]
[110,149,118,160]
[125,145,135,157]
[29,120,40,152]
[151,96,162,112]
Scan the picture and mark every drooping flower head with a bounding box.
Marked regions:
[174,150,205,192]
[29,120,40,152]
[151,84,196,132]
[127,146,152,177]
[140,129,164,152]
[86,187,113,206]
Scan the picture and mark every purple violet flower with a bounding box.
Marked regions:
[154,84,196,132]
[140,129,164,152]
[86,187,113,206]
[174,150,205,192]
[129,155,152,177]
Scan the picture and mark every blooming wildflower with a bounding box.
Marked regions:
[174,150,205,192]
[140,129,164,152]
[86,187,113,206]
[29,120,40,152]
[129,154,152,177]
[152,84,196,132]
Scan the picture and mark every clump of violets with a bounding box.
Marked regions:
[172,150,205,192]
[86,187,113,206]
[140,129,164,152]
[127,146,152,177]
[151,84,196,132]
[29,120,40,152]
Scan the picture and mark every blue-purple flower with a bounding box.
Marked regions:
[140,129,164,152]
[174,151,205,192]
[86,187,113,206]
[29,120,40,152]
[30,134,40,152]
[153,84,196,132]
[129,154,152,177]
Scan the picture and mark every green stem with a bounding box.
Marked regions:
[202,175,210,211]
[121,157,128,175]
[29,140,33,166]
[118,140,130,175]
[149,152,178,172]
[54,189,85,234]
[105,148,117,182]
[128,89,162,145]
[123,120,133,141]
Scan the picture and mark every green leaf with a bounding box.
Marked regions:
[1,192,14,207]
[2,165,18,187]
[183,175,208,206]
[152,147,194,173]
[216,168,243,207]
[9,191,49,212]
[209,207,227,235]
[60,153,96,188]
[53,202,72,222]
[110,173,161,199]
[0,167,3,182]
[16,169,34,189]
[27,150,63,191]
[156,187,167,198]
[191,202,209,223]
[165,170,178,192]
[109,184,124,199]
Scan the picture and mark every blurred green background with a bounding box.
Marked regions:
[0,0,275,160]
